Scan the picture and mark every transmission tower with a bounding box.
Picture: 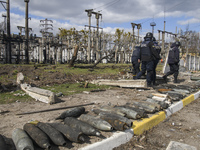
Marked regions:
[40,18,53,36]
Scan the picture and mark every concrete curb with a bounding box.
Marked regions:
[79,129,134,150]
[79,90,200,150]
[132,111,166,135]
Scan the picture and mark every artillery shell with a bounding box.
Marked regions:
[12,128,34,150]
[167,91,185,99]
[114,106,140,119]
[131,101,156,113]
[79,114,113,131]
[23,123,51,149]
[64,117,101,136]
[140,100,161,111]
[99,115,129,131]
[92,108,125,116]
[56,107,85,120]
[99,111,132,127]
[145,98,169,109]
[122,105,147,118]
[36,122,66,146]
[0,134,8,150]
[100,106,126,116]
[49,123,85,143]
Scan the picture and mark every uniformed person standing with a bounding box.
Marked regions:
[152,37,161,85]
[131,45,140,79]
[136,32,160,87]
[163,41,180,83]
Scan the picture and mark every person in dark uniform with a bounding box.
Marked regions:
[152,37,161,85]
[163,41,180,83]
[136,32,160,87]
[131,45,140,79]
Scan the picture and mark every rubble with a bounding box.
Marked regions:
[91,79,147,88]
[20,83,57,104]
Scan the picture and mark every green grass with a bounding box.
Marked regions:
[0,63,139,104]
[0,90,34,104]
[156,63,164,72]
[42,83,111,97]
[0,83,111,104]
[40,63,131,76]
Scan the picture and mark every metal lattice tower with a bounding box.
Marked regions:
[40,18,53,36]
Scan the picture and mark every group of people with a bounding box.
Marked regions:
[131,32,180,87]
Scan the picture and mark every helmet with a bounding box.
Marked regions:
[175,41,181,47]
[146,32,153,38]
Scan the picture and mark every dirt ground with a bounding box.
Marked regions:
[0,87,155,150]
[114,98,200,150]
[0,65,200,150]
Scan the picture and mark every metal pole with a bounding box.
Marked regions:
[158,30,161,45]
[137,24,141,44]
[85,10,92,63]
[24,0,29,64]
[131,23,135,52]
[6,0,11,63]
[161,21,166,54]
[96,13,99,61]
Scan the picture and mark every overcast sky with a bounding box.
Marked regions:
[0,0,200,40]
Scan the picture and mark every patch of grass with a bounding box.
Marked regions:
[42,83,111,96]
[12,70,18,75]
[156,63,164,72]
[0,63,131,104]
[0,90,34,104]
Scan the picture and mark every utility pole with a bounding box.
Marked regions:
[0,0,11,63]
[158,30,161,45]
[131,23,141,44]
[161,21,166,54]
[6,0,11,63]
[137,24,141,44]
[17,26,32,62]
[94,11,102,61]
[85,10,102,63]
[40,18,53,63]
[85,9,93,63]
[24,0,30,64]
[131,23,135,52]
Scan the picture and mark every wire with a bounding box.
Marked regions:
[165,0,187,12]
[94,0,117,10]
[141,0,187,25]
[94,0,121,11]
[141,18,154,25]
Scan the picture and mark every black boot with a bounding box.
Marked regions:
[163,75,167,83]
[173,78,178,83]
[147,83,152,87]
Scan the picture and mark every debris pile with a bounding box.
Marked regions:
[1,77,199,149]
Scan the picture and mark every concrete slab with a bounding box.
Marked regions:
[165,101,183,117]
[79,129,134,150]
[91,79,147,88]
[166,141,197,150]
[20,84,57,104]
[16,72,24,85]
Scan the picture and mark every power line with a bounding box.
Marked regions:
[141,18,153,25]
[93,0,116,10]
[141,0,187,25]
[94,0,121,12]
[165,0,187,12]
